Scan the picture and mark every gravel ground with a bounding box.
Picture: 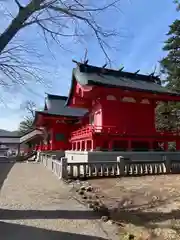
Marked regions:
[0,163,118,240]
[89,176,180,239]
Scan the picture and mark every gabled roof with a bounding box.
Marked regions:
[44,93,87,117]
[34,94,86,126]
[66,63,180,105]
[20,129,43,143]
[0,129,20,138]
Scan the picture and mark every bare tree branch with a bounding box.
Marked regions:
[18,99,37,134]
[0,41,48,88]
[14,0,23,9]
[0,0,122,89]
[1,0,121,54]
[25,100,36,118]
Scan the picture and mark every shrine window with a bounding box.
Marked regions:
[122,97,136,103]
[141,99,150,104]
[107,95,116,100]
[55,133,65,141]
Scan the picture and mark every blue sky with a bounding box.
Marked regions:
[0,0,179,131]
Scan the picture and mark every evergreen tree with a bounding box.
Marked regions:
[18,117,34,134]
[161,19,180,91]
[18,100,35,134]
[157,3,180,131]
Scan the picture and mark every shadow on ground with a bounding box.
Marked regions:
[0,221,107,240]
[0,208,99,220]
[112,207,180,225]
[0,163,14,191]
[110,202,180,238]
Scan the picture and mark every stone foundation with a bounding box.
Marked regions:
[65,150,180,163]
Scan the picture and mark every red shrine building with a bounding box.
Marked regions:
[33,62,180,153]
[33,94,86,151]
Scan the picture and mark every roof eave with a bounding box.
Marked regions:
[78,62,160,83]
[35,110,81,119]
[46,93,68,101]
[0,136,20,138]
[87,80,180,98]
[20,128,42,137]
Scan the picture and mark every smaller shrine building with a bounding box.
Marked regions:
[33,94,86,152]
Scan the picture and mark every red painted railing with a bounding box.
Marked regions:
[39,144,51,151]
[71,125,120,139]
[71,124,180,140]
[156,130,180,136]
[71,125,92,137]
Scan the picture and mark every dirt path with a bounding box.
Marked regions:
[0,163,118,240]
[89,176,180,239]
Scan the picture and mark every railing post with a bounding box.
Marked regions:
[164,155,171,173]
[38,152,41,163]
[43,154,47,167]
[60,157,68,179]
[45,154,48,167]
[117,156,125,176]
[51,155,56,173]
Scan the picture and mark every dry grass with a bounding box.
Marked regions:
[88,175,180,239]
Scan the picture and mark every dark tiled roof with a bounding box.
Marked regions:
[46,94,67,101]
[43,93,86,117]
[71,63,180,96]
[0,130,20,138]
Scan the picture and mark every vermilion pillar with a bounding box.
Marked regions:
[128,140,132,151]
[149,141,154,151]
[91,140,94,151]
[176,140,180,150]
[108,140,113,151]
[84,141,87,151]
[164,142,168,151]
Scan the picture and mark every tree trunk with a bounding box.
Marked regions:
[0,6,34,54]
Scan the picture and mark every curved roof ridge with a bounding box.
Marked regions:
[45,93,68,100]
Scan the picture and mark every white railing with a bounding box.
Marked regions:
[39,153,180,179]
[67,161,120,178]
[52,160,62,178]
[40,153,67,179]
